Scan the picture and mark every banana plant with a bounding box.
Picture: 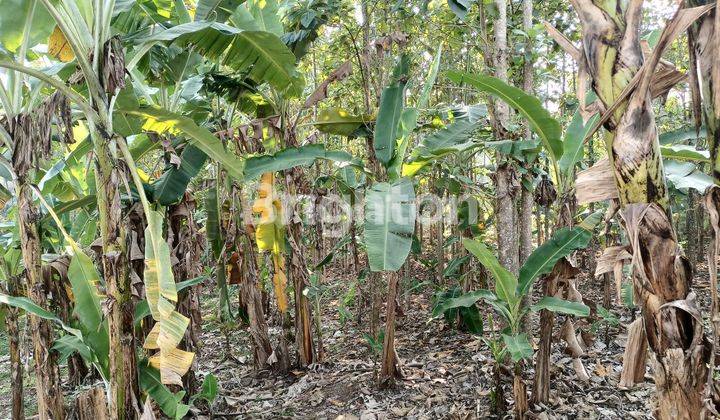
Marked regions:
[432,211,601,361]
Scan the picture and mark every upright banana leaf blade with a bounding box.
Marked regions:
[373,56,410,167]
[152,145,207,205]
[67,250,110,372]
[558,111,600,178]
[516,212,601,296]
[364,178,416,272]
[462,238,518,307]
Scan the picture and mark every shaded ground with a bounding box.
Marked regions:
[195,258,667,419]
[1,256,715,418]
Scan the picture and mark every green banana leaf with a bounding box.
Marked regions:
[67,250,110,374]
[660,144,710,163]
[205,185,223,260]
[462,238,518,308]
[447,71,562,162]
[151,145,207,206]
[230,0,283,35]
[431,289,498,317]
[516,212,601,297]
[664,160,714,192]
[139,363,190,420]
[194,0,240,22]
[502,333,534,362]
[530,296,590,317]
[373,55,410,167]
[0,0,53,52]
[141,21,304,97]
[558,111,599,178]
[117,106,244,180]
[659,126,707,145]
[364,178,416,272]
[243,144,356,180]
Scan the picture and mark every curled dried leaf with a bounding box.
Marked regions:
[534,175,557,207]
[102,36,126,94]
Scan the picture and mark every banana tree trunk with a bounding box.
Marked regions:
[16,183,65,420]
[94,139,139,419]
[235,185,272,368]
[689,0,720,411]
[240,236,273,368]
[284,168,316,366]
[4,277,24,420]
[379,271,401,387]
[573,1,711,416]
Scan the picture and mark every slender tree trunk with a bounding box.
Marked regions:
[240,234,273,368]
[435,209,444,281]
[94,139,139,419]
[686,191,696,257]
[16,183,64,420]
[491,0,520,278]
[519,0,535,338]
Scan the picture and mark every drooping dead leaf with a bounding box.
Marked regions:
[9,92,73,177]
[687,30,704,134]
[576,158,619,204]
[371,31,408,56]
[48,26,75,62]
[228,252,242,285]
[102,36,126,94]
[304,61,353,108]
[594,245,632,277]
[619,318,648,388]
[139,398,157,420]
[635,4,715,107]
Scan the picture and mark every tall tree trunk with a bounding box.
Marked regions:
[94,139,139,419]
[514,0,535,414]
[519,0,535,335]
[16,183,64,420]
[573,2,712,416]
[435,205,444,282]
[491,0,520,278]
